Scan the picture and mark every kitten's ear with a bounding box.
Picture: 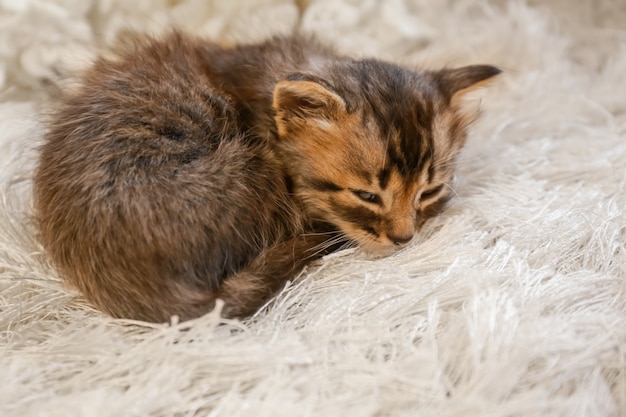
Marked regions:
[435,65,501,100]
[273,75,346,136]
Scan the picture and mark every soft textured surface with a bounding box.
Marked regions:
[1,1,625,416]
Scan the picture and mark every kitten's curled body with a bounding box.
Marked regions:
[34,32,499,322]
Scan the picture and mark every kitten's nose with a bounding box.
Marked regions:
[388,233,414,246]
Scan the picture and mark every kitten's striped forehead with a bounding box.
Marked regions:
[375,111,463,190]
[366,93,439,186]
[332,60,438,180]
[342,61,464,187]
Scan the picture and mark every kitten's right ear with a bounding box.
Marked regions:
[273,76,346,136]
[435,65,501,101]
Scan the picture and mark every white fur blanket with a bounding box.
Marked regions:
[1,1,625,416]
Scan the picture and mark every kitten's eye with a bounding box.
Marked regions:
[420,185,444,201]
[353,190,381,205]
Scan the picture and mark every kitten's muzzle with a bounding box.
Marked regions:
[387,233,414,246]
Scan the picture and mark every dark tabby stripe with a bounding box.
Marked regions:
[421,193,452,218]
[308,178,344,192]
[387,143,409,175]
[328,197,382,233]
[362,226,379,237]
[377,168,391,189]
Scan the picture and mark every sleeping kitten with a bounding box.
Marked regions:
[34,32,499,322]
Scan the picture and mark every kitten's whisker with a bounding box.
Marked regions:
[438,151,493,169]
[337,240,357,252]
[432,152,463,169]
[302,230,338,237]
[306,234,350,257]
[444,182,460,198]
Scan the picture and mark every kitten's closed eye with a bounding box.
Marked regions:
[352,190,382,205]
[421,185,444,200]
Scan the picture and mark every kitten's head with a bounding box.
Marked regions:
[273,60,500,254]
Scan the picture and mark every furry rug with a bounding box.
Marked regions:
[1,1,625,416]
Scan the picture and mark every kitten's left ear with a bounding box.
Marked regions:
[273,74,346,137]
[435,65,501,101]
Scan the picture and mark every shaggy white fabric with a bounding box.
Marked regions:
[1,1,625,416]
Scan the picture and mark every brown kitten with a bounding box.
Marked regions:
[34,32,499,322]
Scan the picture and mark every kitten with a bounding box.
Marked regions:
[34,31,499,322]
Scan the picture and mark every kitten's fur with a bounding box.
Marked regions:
[34,32,499,322]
